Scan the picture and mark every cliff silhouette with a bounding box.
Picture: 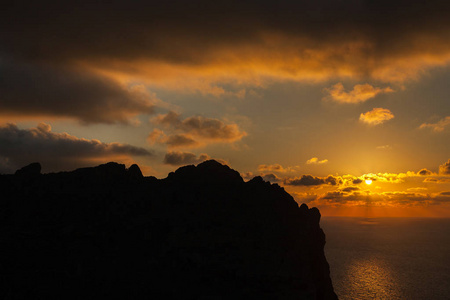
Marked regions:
[0,160,338,299]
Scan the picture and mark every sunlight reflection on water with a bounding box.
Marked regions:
[345,258,400,300]
[322,217,450,300]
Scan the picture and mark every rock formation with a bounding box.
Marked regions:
[0,160,338,299]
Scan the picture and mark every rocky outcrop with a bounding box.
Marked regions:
[0,160,337,299]
[127,163,143,180]
[14,162,41,176]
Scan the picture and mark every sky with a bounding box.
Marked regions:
[1,0,450,217]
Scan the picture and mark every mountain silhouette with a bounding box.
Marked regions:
[0,160,338,299]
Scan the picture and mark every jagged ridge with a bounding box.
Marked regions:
[0,160,338,299]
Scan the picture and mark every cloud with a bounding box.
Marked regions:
[163,135,198,148]
[361,172,409,183]
[359,108,394,125]
[0,58,155,124]
[340,186,361,193]
[423,177,450,183]
[154,111,246,140]
[163,151,211,166]
[240,171,282,183]
[439,159,450,175]
[308,190,450,207]
[0,123,152,173]
[241,172,254,181]
[257,164,299,173]
[324,83,393,104]
[149,112,246,148]
[376,145,392,150]
[284,174,341,186]
[420,116,450,132]
[148,130,199,148]
[407,187,428,192]
[306,157,328,164]
[352,178,364,184]
[261,173,282,183]
[418,168,433,176]
[2,1,450,106]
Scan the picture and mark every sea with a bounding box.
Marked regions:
[321,217,450,300]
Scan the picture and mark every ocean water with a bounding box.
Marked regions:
[321,217,450,300]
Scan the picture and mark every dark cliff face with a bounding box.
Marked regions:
[0,160,338,299]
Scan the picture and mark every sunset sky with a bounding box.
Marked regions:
[1,0,450,217]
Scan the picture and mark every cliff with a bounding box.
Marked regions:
[0,160,338,299]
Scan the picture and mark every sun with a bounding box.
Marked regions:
[365,179,373,185]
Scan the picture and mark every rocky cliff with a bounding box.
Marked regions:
[0,160,337,299]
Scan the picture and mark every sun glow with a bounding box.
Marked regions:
[365,179,373,185]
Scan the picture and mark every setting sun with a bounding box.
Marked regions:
[365,179,373,185]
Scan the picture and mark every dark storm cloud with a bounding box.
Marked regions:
[0,123,152,173]
[2,1,450,61]
[284,174,341,186]
[163,151,210,166]
[0,58,154,123]
[439,159,450,175]
[1,0,450,87]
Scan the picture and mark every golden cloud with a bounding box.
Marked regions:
[306,157,328,164]
[359,108,394,125]
[324,83,393,104]
[304,189,450,208]
[423,178,450,183]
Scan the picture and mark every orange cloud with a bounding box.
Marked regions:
[257,163,299,173]
[423,178,450,183]
[324,83,393,104]
[148,130,199,148]
[281,162,450,216]
[306,157,328,164]
[316,190,450,207]
[163,151,211,166]
[3,1,450,112]
[420,116,450,132]
[359,108,394,125]
[417,168,434,176]
[149,112,246,149]
[439,159,450,175]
